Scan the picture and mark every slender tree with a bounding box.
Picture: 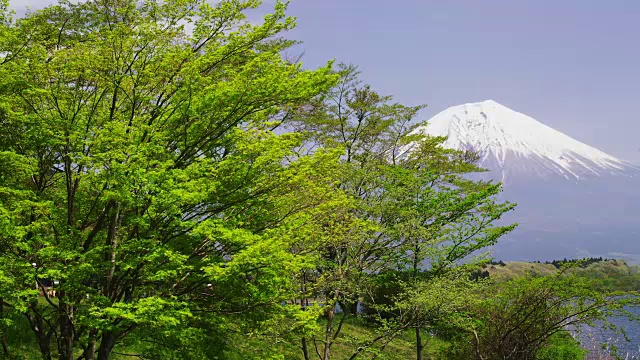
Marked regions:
[293,65,515,360]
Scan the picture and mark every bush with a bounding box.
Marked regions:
[536,332,587,360]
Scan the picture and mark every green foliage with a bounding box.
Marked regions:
[453,272,639,360]
[0,0,340,358]
[477,258,640,292]
[536,332,587,360]
[568,259,640,292]
[544,257,612,269]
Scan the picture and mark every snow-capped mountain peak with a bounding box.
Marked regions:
[411,100,634,181]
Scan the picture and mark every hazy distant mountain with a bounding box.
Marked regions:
[411,100,640,263]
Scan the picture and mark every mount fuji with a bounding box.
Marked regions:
[411,100,637,183]
[411,100,640,263]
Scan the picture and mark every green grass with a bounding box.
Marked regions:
[222,317,452,360]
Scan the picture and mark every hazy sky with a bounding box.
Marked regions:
[11,0,640,162]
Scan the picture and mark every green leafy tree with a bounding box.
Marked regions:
[0,0,340,359]
[459,271,640,360]
[292,64,515,360]
[385,136,516,360]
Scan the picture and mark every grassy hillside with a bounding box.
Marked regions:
[482,261,557,280]
[478,259,640,291]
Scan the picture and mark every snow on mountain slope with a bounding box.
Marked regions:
[411,100,635,181]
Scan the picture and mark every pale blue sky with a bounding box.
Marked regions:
[12,0,640,162]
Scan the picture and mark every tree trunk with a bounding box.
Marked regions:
[104,204,121,298]
[415,327,423,360]
[26,308,52,360]
[322,304,336,360]
[58,299,75,360]
[0,300,8,356]
[302,337,311,360]
[84,328,98,360]
[97,331,116,360]
[413,243,423,360]
[1,334,7,355]
[95,206,122,360]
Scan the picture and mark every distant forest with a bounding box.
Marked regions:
[488,257,614,269]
